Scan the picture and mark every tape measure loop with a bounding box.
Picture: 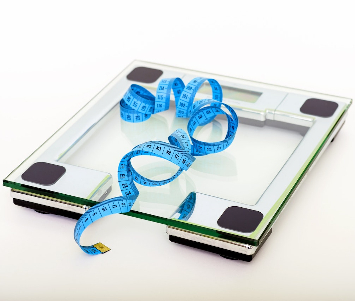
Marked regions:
[176,77,223,118]
[75,77,238,255]
[188,102,238,156]
[121,77,223,123]
[74,196,133,255]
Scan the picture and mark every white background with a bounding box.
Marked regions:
[0,1,354,300]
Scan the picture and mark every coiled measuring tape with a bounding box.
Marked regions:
[74,77,238,255]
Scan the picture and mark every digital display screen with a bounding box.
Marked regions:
[198,83,262,103]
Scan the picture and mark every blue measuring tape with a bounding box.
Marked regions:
[74,77,239,255]
[176,192,196,221]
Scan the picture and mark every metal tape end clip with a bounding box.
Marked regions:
[93,242,111,254]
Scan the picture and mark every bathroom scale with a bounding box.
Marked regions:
[3,60,352,261]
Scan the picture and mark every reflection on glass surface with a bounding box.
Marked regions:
[171,192,196,221]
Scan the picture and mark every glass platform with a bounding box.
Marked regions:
[4,60,352,247]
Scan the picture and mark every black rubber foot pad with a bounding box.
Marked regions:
[21,162,66,186]
[217,206,263,233]
[300,98,338,118]
[126,67,163,83]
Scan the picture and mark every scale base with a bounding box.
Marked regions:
[13,198,83,219]
[167,226,272,262]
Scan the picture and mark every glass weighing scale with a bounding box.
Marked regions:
[3,60,352,261]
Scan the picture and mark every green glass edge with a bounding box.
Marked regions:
[3,180,259,246]
[124,212,259,246]
[3,180,98,207]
